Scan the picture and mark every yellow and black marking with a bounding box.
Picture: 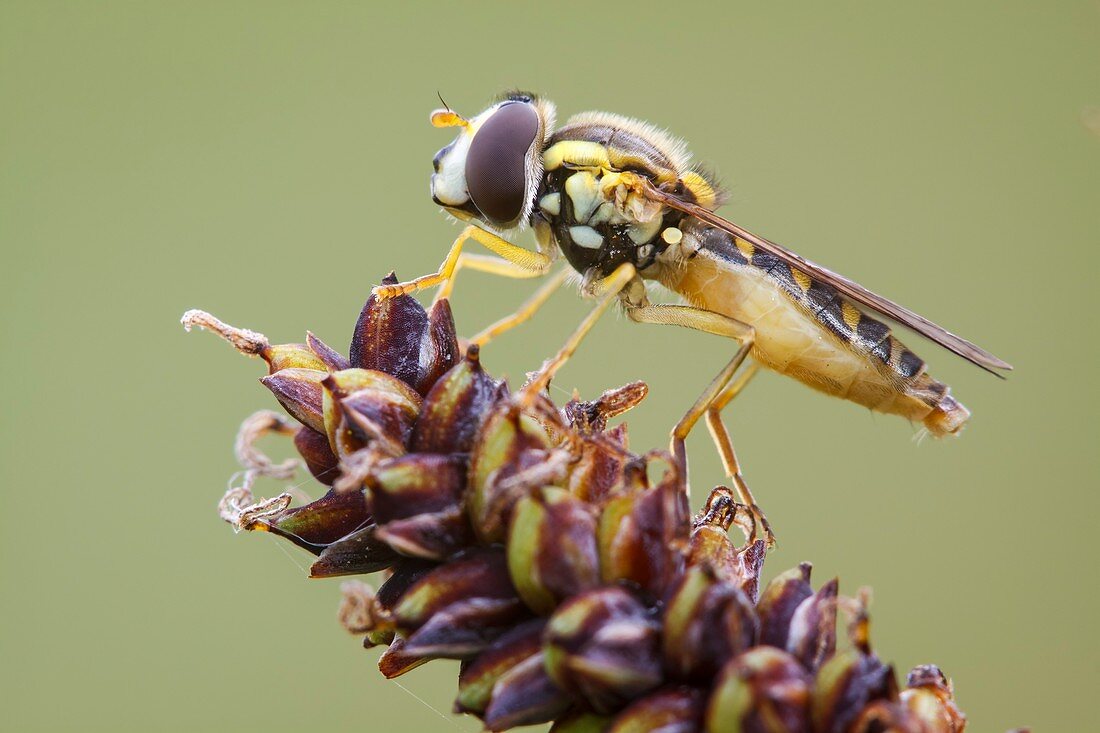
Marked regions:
[536,112,723,276]
[669,221,968,436]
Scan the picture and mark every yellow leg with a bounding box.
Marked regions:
[625,304,774,546]
[433,253,549,303]
[468,267,570,347]
[519,263,637,405]
[372,225,552,300]
[703,364,772,543]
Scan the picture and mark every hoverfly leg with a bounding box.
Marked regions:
[625,304,775,547]
[433,253,551,304]
[519,263,638,405]
[703,364,774,547]
[372,224,552,300]
[468,267,569,347]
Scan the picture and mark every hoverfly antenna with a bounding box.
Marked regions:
[430,92,469,129]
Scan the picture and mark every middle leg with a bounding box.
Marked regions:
[625,304,773,545]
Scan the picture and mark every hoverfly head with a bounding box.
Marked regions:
[430,91,555,231]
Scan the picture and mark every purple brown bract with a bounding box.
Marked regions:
[182,277,972,733]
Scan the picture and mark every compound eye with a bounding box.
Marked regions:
[465,102,539,225]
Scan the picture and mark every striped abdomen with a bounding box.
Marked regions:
[658,220,969,436]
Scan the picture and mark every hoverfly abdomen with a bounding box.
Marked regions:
[664,219,971,436]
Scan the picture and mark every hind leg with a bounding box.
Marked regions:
[703,363,773,544]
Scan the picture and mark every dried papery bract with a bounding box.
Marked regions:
[184,283,983,732]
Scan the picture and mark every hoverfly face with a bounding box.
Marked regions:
[430,92,555,230]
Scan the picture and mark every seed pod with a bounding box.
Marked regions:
[482,650,572,731]
[321,368,421,457]
[377,636,430,679]
[756,564,814,650]
[468,400,560,543]
[306,331,349,371]
[899,665,967,733]
[544,586,663,714]
[420,298,462,394]
[349,274,459,396]
[507,486,600,614]
[787,577,839,671]
[368,453,466,522]
[811,649,897,733]
[597,461,689,600]
[662,565,758,682]
[261,367,327,433]
[608,687,703,733]
[294,426,339,486]
[256,487,371,554]
[309,524,400,578]
[375,505,473,561]
[392,549,527,657]
[455,619,546,716]
[549,712,613,733]
[410,345,501,454]
[261,342,331,372]
[705,647,810,733]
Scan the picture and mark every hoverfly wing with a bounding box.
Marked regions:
[643,183,1013,376]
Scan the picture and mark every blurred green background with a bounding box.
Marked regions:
[2,2,1097,731]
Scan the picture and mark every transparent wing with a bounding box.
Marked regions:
[643,183,1012,375]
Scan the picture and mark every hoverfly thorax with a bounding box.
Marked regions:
[430,92,555,231]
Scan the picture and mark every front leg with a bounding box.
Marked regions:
[372,225,552,300]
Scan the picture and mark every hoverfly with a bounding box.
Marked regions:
[374,91,1012,543]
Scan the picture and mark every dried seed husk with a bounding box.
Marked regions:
[257,487,370,554]
[375,558,437,610]
[391,549,526,656]
[596,461,689,600]
[410,345,500,454]
[350,273,430,388]
[756,563,814,650]
[705,646,810,733]
[468,400,558,543]
[309,524,400,578]
[662,565,758,682]
[294,426,339,486]
[368,453,467,522]
[549,711,613,733]
[349,275,460,396]
[787,577,838,671]
[455,619,546,715]
[321,368,421,457]
[377,636,430,679]
[261,342,330,373]
[811,648,897,733]
[608,687,703,733]
[402,596,529,658]
[261,367,327,433]
[306,331,349,371]
[420,298,461,395]
[482,650,572,731]
[374,505,473,561]
[544,587,663,714]
[507,486,600,614]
